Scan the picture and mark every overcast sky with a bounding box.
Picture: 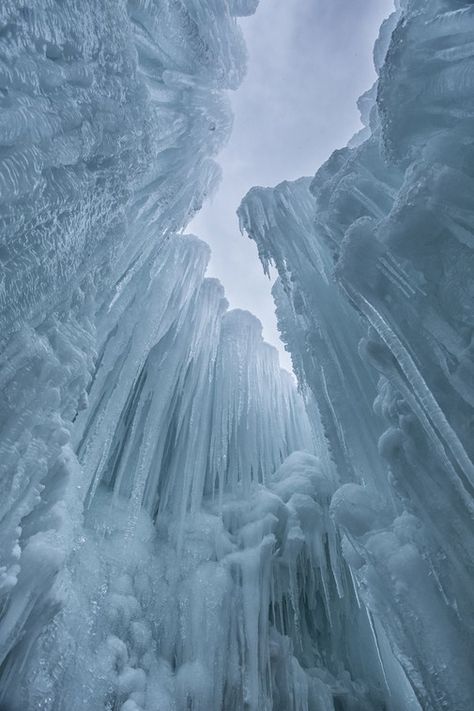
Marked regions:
[190,0,394,371]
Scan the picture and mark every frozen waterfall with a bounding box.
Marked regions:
[1,0,473,710]
[239,1,474,709]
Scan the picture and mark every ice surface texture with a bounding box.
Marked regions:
[0,0,244,682]
[2,0,473,709]
[239,1,474,708]
[0,0,310,708]
[0,1,381,710]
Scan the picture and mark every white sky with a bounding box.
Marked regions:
[190,0,394,371]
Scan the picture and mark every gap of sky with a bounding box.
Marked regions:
[189,0,395,372]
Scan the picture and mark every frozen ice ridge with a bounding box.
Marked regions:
[239,1,474,709]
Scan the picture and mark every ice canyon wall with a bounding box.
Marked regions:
[0,1,387,710]
[0,1,327,709]
[239,2,474,709]
[1,0,473,710]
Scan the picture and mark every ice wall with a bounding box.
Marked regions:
[0,0,249,341]
[0,2,385,709]
[2,255,325,709]
[239,1,474,708]
[3,0,472,709]
[0,0,246,684]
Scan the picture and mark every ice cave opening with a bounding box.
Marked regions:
[1,1,473,710]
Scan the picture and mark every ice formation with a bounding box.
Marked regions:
[239,1,474,709]
[1,0,473,709]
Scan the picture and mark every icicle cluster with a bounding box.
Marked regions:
[1,6,342,709]
[0,0,248,667]
[3,0,474,709]
[2,262,325,709]
[239,1,474,708]
[0,0,310,707]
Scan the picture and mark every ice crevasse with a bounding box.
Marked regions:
[0,0,473,710]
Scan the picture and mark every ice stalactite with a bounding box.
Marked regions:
[0,0,246,674]
[1,0,379,699]
[239,1,474,708]
[238,178,392,499]
[2,0,473,709]
[3,260,332,709]
[2,213,383,709]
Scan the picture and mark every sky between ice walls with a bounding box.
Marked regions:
[191,0,395,371]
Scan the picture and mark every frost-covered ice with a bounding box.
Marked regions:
[15,451,383,711]
[0,1,366,708]
[1,0,473,710]
[239,1,474,708]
